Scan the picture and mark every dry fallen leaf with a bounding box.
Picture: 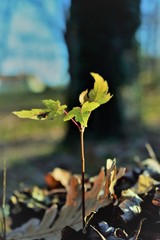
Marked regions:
[118,189,142,223]
[140,158,160,175]
[7,159,123,240]
[104,159,126,197]
[131,174,160,195]
[45,168,71,189]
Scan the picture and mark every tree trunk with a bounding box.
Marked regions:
[65,0,141,141]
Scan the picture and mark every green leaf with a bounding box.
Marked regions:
[12,109,51,120]
[64,73,112,127]
[43,100,67,119]
[88,72,113,105]
[64,101,99,127]
[13,100,67,120]
[79,89,89,105]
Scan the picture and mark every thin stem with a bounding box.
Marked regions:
[63,109,86,227]
[63,110,81,131]
[2,156,6,239]
[80,126,85,228]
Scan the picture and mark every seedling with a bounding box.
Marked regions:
[13,72,112,228]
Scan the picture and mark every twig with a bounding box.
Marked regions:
[1,156,7,239]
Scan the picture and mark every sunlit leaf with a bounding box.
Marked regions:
[13,109,51,120]
[67,73,113,127]
[131,174,159,195]
[105,159,126,197]
[141,158,160,175]
[63,101,99,127]
[118,189,142,223]
[45,168,71,189]
[13,100,67,120]
[88,72,113,105]
[79,89,89,105]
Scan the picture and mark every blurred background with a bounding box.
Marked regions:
[0,0,160,197]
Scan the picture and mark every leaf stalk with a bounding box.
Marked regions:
[63,110,81,131]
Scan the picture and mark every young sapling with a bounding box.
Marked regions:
[13,72,112,228]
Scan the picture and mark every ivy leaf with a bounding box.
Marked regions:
[64,101,99,127]
[13,100,67,120]
[88,72,113,105]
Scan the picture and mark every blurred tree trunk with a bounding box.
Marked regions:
[65,0,141,141]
